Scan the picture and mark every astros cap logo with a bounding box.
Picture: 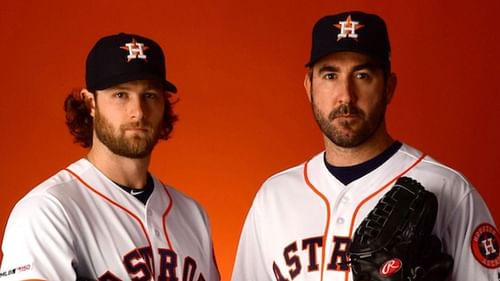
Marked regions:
[334,15,364,41]
[120,38,149,62]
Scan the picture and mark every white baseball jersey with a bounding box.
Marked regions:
[232,143,499,281]
[0,159,220,281]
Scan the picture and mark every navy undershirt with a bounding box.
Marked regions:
[324,141,402,185]
[115,173,154,204]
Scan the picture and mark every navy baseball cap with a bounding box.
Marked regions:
[306,11,391,67]
[85,33,177,93]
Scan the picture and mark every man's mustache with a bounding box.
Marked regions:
[121,122,152,130]
[328,104,363,121]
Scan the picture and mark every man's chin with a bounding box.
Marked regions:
[115,148,153,159]
[110,140,157,159]
[328,131,365,148]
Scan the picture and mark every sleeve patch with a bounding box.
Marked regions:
[0,263,33,278]
[471,223,500,268]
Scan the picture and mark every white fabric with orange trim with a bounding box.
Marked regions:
[231,143,499,281]
[0,159,220,281]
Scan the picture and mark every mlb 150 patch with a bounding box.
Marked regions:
[0,263,32,278]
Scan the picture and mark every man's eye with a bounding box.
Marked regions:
[323,73,336,80]
[114,92,127,98]
[355,73,370,79]
[144,93,158,99]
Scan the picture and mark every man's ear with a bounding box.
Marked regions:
[80,89,96,117]
[304,71,312,103]
[385,73,397,104]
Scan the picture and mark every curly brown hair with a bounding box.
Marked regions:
[64,89,178,148]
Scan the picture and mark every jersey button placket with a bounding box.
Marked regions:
[333,195,349,225]
[145,209,162,242]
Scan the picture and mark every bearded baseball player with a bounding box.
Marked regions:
[231,11,499,281]
[0,33,220,281]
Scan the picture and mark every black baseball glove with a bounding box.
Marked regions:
[348,176,453,281]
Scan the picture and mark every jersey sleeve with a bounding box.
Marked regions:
[443,186,500,280]
[231,191,273,281]
[196,201,221,281]
[0,193,77,280]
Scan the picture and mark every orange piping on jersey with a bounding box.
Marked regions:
[303,160,331,281]
[304,153,426,281]
[344,153,428,279]
[347,153,427,238]
[161,185,221,279]
[65,168,156,279]
[161,184,174,250]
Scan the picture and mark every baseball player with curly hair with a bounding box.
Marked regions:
[0,33,220,281]
[231,11,499,281]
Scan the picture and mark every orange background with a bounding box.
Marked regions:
[1,1,499,280]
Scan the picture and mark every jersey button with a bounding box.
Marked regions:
[155,229,161,237]
[336,217,345,224]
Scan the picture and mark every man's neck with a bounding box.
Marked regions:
[86,144,151,189]
[324,131,394,167]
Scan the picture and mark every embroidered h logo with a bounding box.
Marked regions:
[120,38,149,62]
[335,15,364,41]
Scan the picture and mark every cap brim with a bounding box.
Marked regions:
[305,48,388,68]
[90,72,178,93]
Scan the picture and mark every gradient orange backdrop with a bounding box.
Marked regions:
[1,1,499,280]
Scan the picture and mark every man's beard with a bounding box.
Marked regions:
[94,109,161,159]
[311,96,387,148]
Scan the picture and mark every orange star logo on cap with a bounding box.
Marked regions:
[120,38,150,62]
[334,15,364,41]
